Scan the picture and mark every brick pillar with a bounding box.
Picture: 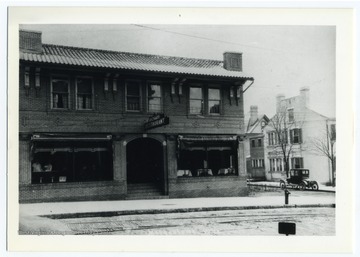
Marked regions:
[166,136,177,179]
[113,140,125,181]
[238,138,246,176]
[19,140,31,185]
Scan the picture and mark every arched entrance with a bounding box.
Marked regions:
[126,138,164,186]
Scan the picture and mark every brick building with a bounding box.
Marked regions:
[19,30,254,203]
[245,106,269,180]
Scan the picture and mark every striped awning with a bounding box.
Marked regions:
[31,134,112,141]
[178,135,238,142]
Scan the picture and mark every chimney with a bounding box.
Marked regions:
[300,87,310,107]
[19,30,43,53]
[223,52,242,71]
[276,94,285,113]
[250,105,258,122]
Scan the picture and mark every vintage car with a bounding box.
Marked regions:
[280,168,319,190]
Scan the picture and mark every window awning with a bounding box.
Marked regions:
[31,134,112,141]
[178,135,238,142]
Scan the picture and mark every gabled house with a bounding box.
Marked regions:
[245,106,269,180]
[19,30,255,202]
[263,88,336,184]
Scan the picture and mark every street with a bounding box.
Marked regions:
[19,190,335,236]
[62,207,335,236]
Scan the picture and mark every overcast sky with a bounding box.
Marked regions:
[20,24,336,119]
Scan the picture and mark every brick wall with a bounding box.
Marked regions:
[19,181,126,203]
[168,177,248,198]
[19,64,245,135]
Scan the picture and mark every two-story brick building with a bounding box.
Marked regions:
[19,30,254,203]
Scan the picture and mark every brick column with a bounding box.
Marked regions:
[113,140,125,181]
[238,138,246,176]
[19,140,31,185]
[166,136,177,179]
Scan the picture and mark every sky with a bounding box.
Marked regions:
[20,24,336,119]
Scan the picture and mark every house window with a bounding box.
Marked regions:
[251,139,256,148]
[76,78,93,110]
[51,76,70,109]
[268,132,277,146]
[126,81,141,111]
[276,158,283,171]
[288,109,294,122]
[290,128,302,144]
[208,88,221,114]
[330,124,336,141]
[148,84,162,113]
[252,159,264,168]
[257,139,262,147]
[291,157,304,169]
[189,87,203,115]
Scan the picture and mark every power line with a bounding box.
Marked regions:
[132,24,286,53]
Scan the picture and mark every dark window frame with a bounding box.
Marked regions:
[75,76,94,111]
[147,82,163,113]
[50,75,70,110]
[125,80,142,112]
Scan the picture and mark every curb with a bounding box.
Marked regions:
[247,184,336,193]
[42,203,336,220]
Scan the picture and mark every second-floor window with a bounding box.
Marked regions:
[126,81,141,111]
[290,128,302,144]
[189,87,203,115]
[268,132,277,146]
[51,76,69,109]
[76,78,93,110]
[208,88,221,114]
[148,84,162,113]
[288,108,294,122]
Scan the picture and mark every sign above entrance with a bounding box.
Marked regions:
[144,113,169,130]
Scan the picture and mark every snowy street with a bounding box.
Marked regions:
[62,207,335,236]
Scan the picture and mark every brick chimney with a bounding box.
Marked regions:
[276,94,285,113]
[19,30,43,53]
[223,52,242,71]
[300,87,310,107]
[250,105,258,121]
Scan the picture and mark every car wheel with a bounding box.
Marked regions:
[298,182,306,190]
[280,181,286,189]
[311,182,319,191]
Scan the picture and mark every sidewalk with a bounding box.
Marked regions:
[20,189,335,219]
[248,181,336,192]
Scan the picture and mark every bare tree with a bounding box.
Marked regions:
[267,107,304,178]
[309,126,336,186]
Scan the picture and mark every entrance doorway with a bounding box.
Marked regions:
[126,138,164,185]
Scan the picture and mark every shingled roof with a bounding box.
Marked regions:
[20,43,253,79]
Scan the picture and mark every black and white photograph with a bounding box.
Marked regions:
[6,6,355,254]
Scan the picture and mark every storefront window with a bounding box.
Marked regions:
[177,138,238,177]
[31,141,113,184]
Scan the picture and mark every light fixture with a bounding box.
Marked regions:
[35,68,41,88]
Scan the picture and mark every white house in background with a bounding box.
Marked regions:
[263,87,336,185]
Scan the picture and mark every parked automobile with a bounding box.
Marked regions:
[280,168,319,190]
